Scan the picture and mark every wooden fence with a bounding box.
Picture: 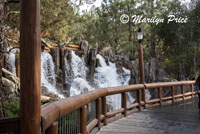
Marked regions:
[41,81,196,134]
[0,81,197,134]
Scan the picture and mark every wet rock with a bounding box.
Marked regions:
[88,49,97,83]
[79,40,89,56]
[2,68,20,87]
[116,62,123,74]
[41,86,49,95]
[41,96,50,101]
[2,77,17,95]
[50,47,60,76]
[101,47,114,57]
[2,68,20,98]
[63,83,70,97]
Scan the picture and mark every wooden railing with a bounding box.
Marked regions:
[41,81,196,134]
[0,117,19,134]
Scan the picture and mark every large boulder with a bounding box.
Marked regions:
[1,68,20,99]
[2,77,17,95]
[2,68,20,88]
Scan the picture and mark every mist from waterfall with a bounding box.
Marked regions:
[65,51,93,96]
[41,51,64,98]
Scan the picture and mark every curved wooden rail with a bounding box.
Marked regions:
[41,81,195,134]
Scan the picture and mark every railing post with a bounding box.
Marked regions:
[96,98,102,130]
[46,121,58,134]
[80,105,87,134]
[142,87,146,108]
[190,84,194,98]
[158,87,162,106]
[102,96,107,126]
[181,85,185,101]
[171,86,175,103]
[137,90,141,111]
[121,92,127,117]
[20,0,41,133]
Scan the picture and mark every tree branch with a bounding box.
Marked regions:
[3,11,20,20]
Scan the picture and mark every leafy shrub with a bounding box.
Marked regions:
[4,101,19,117]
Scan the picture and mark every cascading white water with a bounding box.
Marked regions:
[65,51,93,96]
[94,54,134,110]
[7,47,17,75]
[41,51,64,98]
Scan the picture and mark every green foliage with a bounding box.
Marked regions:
[5,0,200,80]
[4,101,19,117]
[40,0,76,42]
[155,1,200,80]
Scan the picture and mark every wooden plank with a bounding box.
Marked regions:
[90,127,99,134]
[106,108,124,117]
[107,84,144,95]
[0,117,19,133]
[145,81,195,89]
[145,103,160,109]
[20,0,41,133]
[146,99,160,104]
[127,103,139,110]
[97,98,200,134]
[87,119,98,133]
[107,115,124,124]
[162,96,172,101]
[127,109,139,116]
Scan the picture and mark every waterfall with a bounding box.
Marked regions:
[41,51,64,98]
[7,47,17,75]
[94,54,134,110]
[65,51,93,96]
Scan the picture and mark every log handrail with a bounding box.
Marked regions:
[41,80,195,133]
[0,117,19,133]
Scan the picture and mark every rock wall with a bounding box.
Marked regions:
[1,68,20,101]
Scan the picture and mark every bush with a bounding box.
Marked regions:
[4,101,19,117]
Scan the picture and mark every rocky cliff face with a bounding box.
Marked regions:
[108,55,175,99]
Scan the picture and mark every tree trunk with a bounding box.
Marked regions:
[0,0,5,118]
[150,0,156,58]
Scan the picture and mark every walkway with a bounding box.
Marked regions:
[97,98,200,134]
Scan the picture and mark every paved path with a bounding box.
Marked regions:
[97,98,200,134]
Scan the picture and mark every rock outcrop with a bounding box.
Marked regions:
[129,58,173,99]
[2,68,20,101]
